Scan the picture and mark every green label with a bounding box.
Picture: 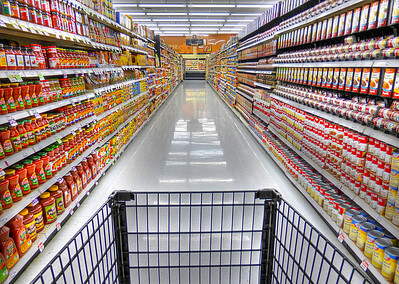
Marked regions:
[0,254,8,283]
[20,177,30,193]
[38,74,45,81]
[2,190,12,206]
[56,196,64,214]
[11,184,22,200]
[45,203,57,222]
[30,173,38,186]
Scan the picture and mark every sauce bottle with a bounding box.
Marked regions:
[28,83,38,107]
[0,88,7,115]
[0,44,7,70]
[7,214,31,257]
[0,143,4,160]
[12,84,24,111]
[48,185,64,215]
[35,82,44,106]
[32,155,46,184]
[16,121,28,149]
[38,192,56,224]
[64,174,78,201]
[0,177,12,210]
[0,127,13,156]
[14,47,24,70]
[56,178,71,208]
[23,159,38,189]
[81,159,92,183]
[5,46,16,70]
[39,152,51,179]
[87,156,97,177]
[0,252,9,283]
[0,226,19,269]
[9,126,21,153]
[4,87,15,113]
[35,116,45,140]
[14,164,30,195]
[21,47,30,70]
[30,118,41,143]
[70,168,82,194]
[41,114,50,138]
[24,119,36,146]
[26,202,44,232]
[19,209,36,242]
[20,83,31,109]
[76,164,86,189]
[5,169,22,203]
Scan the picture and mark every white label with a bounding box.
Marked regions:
[56,223,61,231]
[360,260,369,271]
[38,242,44,252]
[338,233,345,243]
[70,209,74,215]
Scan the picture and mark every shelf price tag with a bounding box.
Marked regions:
[7,74,17,83]
[56,138,62,144]
[31,198,39,206]
[69,208,74,215]
[337,233,345,243]
[56,222,61,231]
[0,19,6,27]
[33,111,41,119]
[86,190,90,196]
[0,169,5,178]
[8,118,17,127]
[38,74,45,81]
[76,201,80,208]
[38,242,44,252]
[9,20,20,30]
[360,260,369,271]
[57,177,63,183]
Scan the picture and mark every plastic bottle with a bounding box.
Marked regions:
[4,87,15,113]
[30,118,41,143]
[12,84,24,111]
[70,167,82,193]
[0,44,7,70]
[14,164,30,195]
[0,89,7,115]
[82,159,92,183]
[14,47,24,70]
[7,214,32,257]
[26,202,44,232]
[0,252,9,283]
[19,209,36,242]
[24,119,36,145]
[48,185,64,215]
[0,127,13,156]
[64,174,78,201]
[20,83,31,109]
[5,169,22,203]
[4,46,16,70]
[0,226,19,269]
[28,83,38,107]
[21,47,31,70]
[39,192,56,224]
[39,152,51,179]
[32,155,46,184]
[23,159,38,189]
[9,126,22,153]
[56,178,72,208]
[16,121,28,149]
[0,177,12,210]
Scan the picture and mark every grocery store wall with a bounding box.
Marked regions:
[161,34,233,54]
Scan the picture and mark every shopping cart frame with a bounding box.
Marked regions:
[30,189,372,284]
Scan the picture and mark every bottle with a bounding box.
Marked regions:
[0,177,12,210]
[24,119,36,145]
[9,126,22,153]
[20,83,32,109]
[28,83,38,107]
[0,252,9,283]
[32,155,46,184]
[38,192,56,224]
[5,169,22,203]
[14,164,30,195]
[70,168,82,193]
[4,46,16,70]
[19,209,36,242]
[0,226,19,269]
[26,202,44,232]
[56,178,71,208]
[23,159,38,189]
[7,214,32,257]
[12,84,24,111]
[16,121,28,149]
[0,127,13,156]
[48,185,64,215]
[64,174,78,201]
[39,152,51,179]
[21,47,31,70]
[14,47,24,70]
[0,89,7,115]
[3,87,15,113]
[0,44,7,70]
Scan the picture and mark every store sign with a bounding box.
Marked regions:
[186,38,204,46]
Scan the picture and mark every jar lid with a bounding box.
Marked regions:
[5,169,15,176]
[40,192,50,199]
[38,152,47,157]
[17,120,24,125]
[13,164,23,170]
[23,159,33,165]
[49,185,58,191]
[19,208,29,216]
[32,155,40,161]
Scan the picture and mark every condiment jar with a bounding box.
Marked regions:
[0,177,11,210]
[38,152,51,179]
[0,252,8,282]
[39,192,56,224]
[70,168,82,194]
[27,202,44,233]
[14,164,30,196]
[9,126,21,153]
[7,214,31,257]
[76,164,87,189]
[23,159,38,189]
[64,174,78,201]
[16,121,28,149]
[32,155,46,184]
[0,127,13,156]
[5,169,22,202]
[19,209,36,242]
[0,226,19,269]
[48,185,64,215]
[56,178,71,208]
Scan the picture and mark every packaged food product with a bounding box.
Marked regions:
[7,214,31,257]
[382,247,399,281]
[345,68,354,92]
[326,17,333,39]
[0,177,11,210]
[332,68,340,89]
[27,202,44,233]
[0,253,8,283]
[369,68,381,95]
[344,10,353,35]
[352,7,361,33]
[339,68,346,90]
[373,238,392,269]
[393,69,399,99]
[39,192,57,224]
[377,0,389,27]
[360,4,370,32]
[365,230,384,258]
[357,222,375,250]
[48,185,64,215]
[360,68,371,94]
[19,209,36,242]
[332,15,339,38]
[0,226,19,269]
[392,0,399,24]
[368,1,379,30]
[338,13,346,37]
[352,68,362,92]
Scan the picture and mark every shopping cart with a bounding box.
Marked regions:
[31,190,372,284]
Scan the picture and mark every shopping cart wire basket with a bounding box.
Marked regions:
[31,189,372,284]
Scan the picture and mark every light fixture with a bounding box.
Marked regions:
[190,24,222,26]
[189,12,230,16]
[231,13,262,16]
[223,23,247,26]
[226,19,254,22]
[189,4,234,7]
[189,19,225,22]
[236,4,273,8]
[153,19,189,21]
[160,28,190,30]
[132,19,152,22]
[139,4,186,7]
[123,12,146,15]
[161,30,190,33]
[147,12,187,16]
[113,4,137,7]
[158,23,190,26]
[190,28,219,31]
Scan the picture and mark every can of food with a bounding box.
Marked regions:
[389,185,398,204]
[394,261,399,284]
[372,238,393,269]
[392,150,399,171]
[357,222,376,250]
[337,203,351,228]
[349,214,367,241]
[390,170,399,189]
[364,230,384,258]
[382,247,399,281]
[386,201,395,220]
[393,206,399,226]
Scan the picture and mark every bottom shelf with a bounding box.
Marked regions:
[207,82,385,284]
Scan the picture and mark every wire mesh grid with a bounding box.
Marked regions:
[273,200,372,284]
[31,203,118,284]
[124,191,270,284]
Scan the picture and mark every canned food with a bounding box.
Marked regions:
[364,230,384,258]
[386,201,395,220]
[349,214,367,241]
[356,222,376,250]
[382,247,399,281]
[372,238,392,269]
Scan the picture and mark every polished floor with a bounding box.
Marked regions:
[19,80,355,282]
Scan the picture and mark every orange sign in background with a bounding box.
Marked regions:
[161,34,233,54]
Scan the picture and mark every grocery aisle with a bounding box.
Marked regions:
[19,80,354,282]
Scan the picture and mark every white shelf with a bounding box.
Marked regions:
[275,0,365,36]
[254,82,273,89]
[237,35,277,52]
[253,109,270,124]
[237,69,273,75]
[147,38,155,44]
[121,45,148,54]
[268,124,399,239]
[274,60,399,68]
[122,65,155,70]
[271,94,399,149]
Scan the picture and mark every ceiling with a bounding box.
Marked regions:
[113,1,277,36]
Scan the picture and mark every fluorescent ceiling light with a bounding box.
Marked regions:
[153,19,189,21]
[190,24,222,26]
[226,19,253,22]
[113,4,137,7]
[160,34,185,36]
[190,4,234,7]
[190,28,219,30]
[158,23,190,26]
[224,23,247,26]
[147,12,187,16]
[133,19,152,22]
[124,12,146,15]
[160,28,190,30]
[139,4,186,7]
[231,13,262,16]
[189,19,225,22]
[236,4,273,8]
[161,30,190,33]
[189,12,230,16]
